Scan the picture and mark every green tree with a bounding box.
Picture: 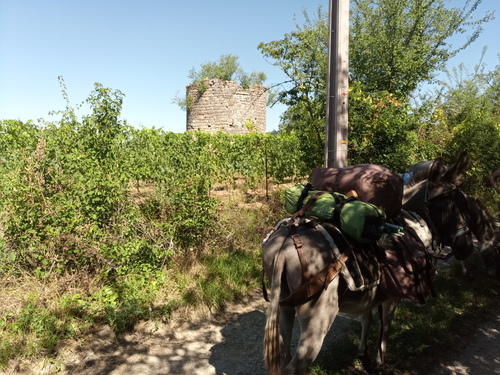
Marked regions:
[258,1,492,168]
[174,54,267,110]
[350,0,493,98]
[433,60,500,207]
[188,54,266,87]
[189,54,240,82]
[80,82,128,163]
[347,82,421,171]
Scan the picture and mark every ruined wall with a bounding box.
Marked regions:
[186,78,266,134]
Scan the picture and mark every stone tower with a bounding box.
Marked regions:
[186,78,266,134]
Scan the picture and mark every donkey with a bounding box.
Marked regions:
[262,156,475,374]
[262,210,441,374]
[403,151,500,277]
[262,218,402,375]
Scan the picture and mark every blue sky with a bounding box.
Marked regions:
[1,0,499,133]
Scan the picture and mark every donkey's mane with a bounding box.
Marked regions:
[407,169,429,185]
[402,179,427,206]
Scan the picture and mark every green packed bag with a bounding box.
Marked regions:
[333,197,387,243]
[285,184,337,219]
[284,184,387,243]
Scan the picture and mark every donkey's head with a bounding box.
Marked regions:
[424,152,475,261]
[405,152,499,276]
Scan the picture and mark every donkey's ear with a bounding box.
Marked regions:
[443,151,469,185]
[428,157,445,184]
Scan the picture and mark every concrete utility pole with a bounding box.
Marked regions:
[325,0,349,168]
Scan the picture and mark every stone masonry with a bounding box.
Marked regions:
[186,78,266,134]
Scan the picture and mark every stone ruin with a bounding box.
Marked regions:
[186,78,266,134]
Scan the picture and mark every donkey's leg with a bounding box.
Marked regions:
[460,261,471,278]
[284,278,340,375]
[279,305,296,370]
[358,310,373,361]
[375,298,399,368]
[478,242,500,278]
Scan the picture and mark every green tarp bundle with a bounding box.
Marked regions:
[285,184,387,243]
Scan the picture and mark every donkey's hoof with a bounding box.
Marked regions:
[375,363,395,375]
[357,351,371,367]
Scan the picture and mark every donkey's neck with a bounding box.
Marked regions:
[402,180,427,216]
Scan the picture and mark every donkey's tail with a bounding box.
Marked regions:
[264,252,285,375]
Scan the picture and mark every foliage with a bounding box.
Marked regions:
[2,301,61,358]
[0,120,39,167]
[427,61,500,213]
[258,2,493,170]
[0,77,311,369]
[347,82,422,171]
[189,54,240,82]
[173,54,267,110]
[0,78,135,276]
[258,7,328,109]
[350,0,493,98]
[0,111,306,277]
[187,54,266,88]
[258,7,330,169]
[279,100,327,169]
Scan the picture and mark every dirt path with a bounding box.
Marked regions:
[12,289,355,375]
[8,290,500,375]
[427,301,500,375]
[47,290,271,375]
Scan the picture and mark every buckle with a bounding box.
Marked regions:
[291,233,303,248]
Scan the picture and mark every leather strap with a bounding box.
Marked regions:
[280,223,352,307]
[279,252,349,307]
[289,225,311,283]
[292,192,328,220]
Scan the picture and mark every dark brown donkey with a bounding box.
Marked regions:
[403,151,500,278]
